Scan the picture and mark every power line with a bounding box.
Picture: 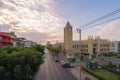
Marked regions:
[80,8,120,28]
[82,16,120,30]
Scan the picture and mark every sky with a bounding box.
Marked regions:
[0,0,120,45]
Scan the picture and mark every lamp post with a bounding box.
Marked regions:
[76,28,82,80]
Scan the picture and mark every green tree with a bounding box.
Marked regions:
[0,46,44,80]
[47,46,61,57]
[0,66,5,79]
[23,64,31,80]
[14,65,23,80]
[4,71,13,80]
[31,45,44,53]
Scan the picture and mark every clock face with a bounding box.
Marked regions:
[68,28,71,31]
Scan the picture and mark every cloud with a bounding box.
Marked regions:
[16,31,63,44]
[0,0,65,44]
[97,19,120,41]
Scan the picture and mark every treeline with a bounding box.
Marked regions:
[47,46,61,57]
[0,45,44,80]
[104,52,120,57]
[47,46,61,53]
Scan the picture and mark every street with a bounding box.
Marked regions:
[34,48,78,80]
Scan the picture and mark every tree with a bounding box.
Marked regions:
[47,46,61,57]
[0,66,5,79]
[0,46,44,80]
[4,71,13,80]
[14,65,23,80]
[30,45,45,54]
[23,64,31,80]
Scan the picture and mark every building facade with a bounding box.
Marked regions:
[10,32,17,47]
[63,22,73,57]
[63,22,110,57]
[16,37,26,47]
[110,41,119,53]
[81,36,110,54]
[24,40,37,47]
[0,32,12,48]
[17,37,37,47]
[118,42,120,52]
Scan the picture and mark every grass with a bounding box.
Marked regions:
[93,69,120,80]
[83,67,120,80]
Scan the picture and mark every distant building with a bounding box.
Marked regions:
[110,41,119,53]
[16,37,26,47]
[31,41,37,46]
[24,40,37,47]
[0,32,12,48]
[81,36,110,54]
[16,37,37,47]
[62,22,110,58]
[63,21,74,58]
[118,42,120,52]
[53,42,62,48]
[10,32,17,47]
[46,41,52,47]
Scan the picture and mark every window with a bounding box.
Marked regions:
[77,45,78,48]
[75,45,76,48]
[72,45,74,48]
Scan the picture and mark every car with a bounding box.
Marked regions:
[54,58,59,62]
[62,63,74,68]
[117,54,120,58]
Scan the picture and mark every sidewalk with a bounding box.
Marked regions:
[60,58,98,80]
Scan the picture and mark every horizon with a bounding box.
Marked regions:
[0,0,120,45]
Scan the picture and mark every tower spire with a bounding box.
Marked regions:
[66,21,71,27]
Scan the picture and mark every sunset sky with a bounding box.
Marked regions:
[0,0,120,44]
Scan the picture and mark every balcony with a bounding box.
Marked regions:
[0,39,11,43]
[0,44,12,48]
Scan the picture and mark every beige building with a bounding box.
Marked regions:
[81,36,110,54]
[63,22,73,57]
[63,22,110,57]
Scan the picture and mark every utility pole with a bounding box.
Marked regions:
[76,28,82,80]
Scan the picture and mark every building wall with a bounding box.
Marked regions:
[64,22,73,56]
[16,38,26,47]
[110,41,118,53]
[65,35,110,55]
[118,42,120,52]
[72,41,80,53]
[10,32,17,47]
[99,39,110,54]
[63,22,110,57]
[0,32,12,48]
[24,41,32,47]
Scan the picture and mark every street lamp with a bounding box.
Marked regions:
[76,28,82,80]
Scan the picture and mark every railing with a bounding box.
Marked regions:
[0,39,11,43]
[0,44,12,48]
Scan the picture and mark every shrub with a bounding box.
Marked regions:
[85,77,91,80]
[82,67,105,80]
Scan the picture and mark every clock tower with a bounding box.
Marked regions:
[64,21,73,57]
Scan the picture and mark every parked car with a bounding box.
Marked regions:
[62,63,74,68]
[54,58,59,62]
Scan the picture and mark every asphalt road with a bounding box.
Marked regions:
[34,48,77,80]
